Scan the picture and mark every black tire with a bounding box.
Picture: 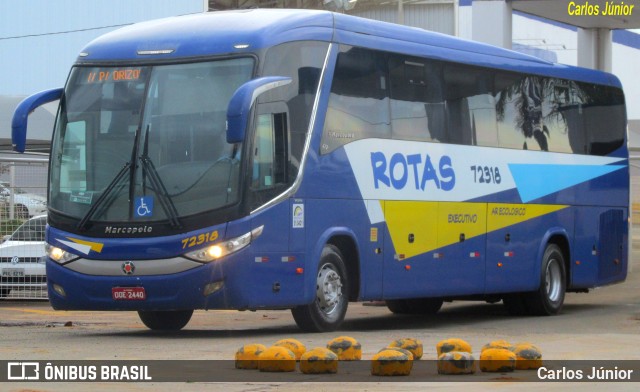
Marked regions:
[0,288,11,298]
[525,244,566,316]
[386,298,443,314]
[138,310,193,331]
[291,245,349,332]
[386,299,412,314]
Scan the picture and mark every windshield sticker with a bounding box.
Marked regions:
[135,196,154,218]
[70,191,93,205]
[292,204,304,229]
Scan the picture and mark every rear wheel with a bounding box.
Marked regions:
[525,244,566,315]
[291,245,348,332]
[138,310,193,331]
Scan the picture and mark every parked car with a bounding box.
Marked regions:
[0,181,47,219]
[0,215,47,298]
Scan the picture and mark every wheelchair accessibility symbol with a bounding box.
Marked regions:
[135,196,154,218]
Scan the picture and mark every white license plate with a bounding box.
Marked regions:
[112,287,146,301]
[1,268,25,278]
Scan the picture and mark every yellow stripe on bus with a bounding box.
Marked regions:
[486,203,568,232]
[382,201,569,259]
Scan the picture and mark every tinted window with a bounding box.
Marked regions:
[261,41,329,176]
[251,41,329,210]
[443,64,496,146]
[388,56,444,142]
[321,46,390,154]
[573,83,625,156]
[319,45,625,156]
[495,75,625,154]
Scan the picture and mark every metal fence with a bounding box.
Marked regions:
[0,155,49,300]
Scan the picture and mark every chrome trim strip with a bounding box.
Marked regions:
[250,42,334,215]
[64,257,203,276]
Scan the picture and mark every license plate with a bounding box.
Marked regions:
[112,287,146,301]
[1,268,24,278]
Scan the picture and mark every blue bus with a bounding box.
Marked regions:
[12,9,629,331]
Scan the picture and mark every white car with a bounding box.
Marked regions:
[0,215,47,298]
[0,181,47,219]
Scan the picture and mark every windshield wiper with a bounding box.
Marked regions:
[139,126,182,229]
[77,162,131,232]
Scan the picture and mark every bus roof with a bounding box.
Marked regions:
[78,9,621,88]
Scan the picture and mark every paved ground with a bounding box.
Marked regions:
[1,232,639,391]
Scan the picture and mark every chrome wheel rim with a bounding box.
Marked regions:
[545,258,562,303]
[316,263,343,316]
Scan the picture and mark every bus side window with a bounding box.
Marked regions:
[388,56,442,142]
[443,64,495,146]
[250,112,289,208]
[321,46,390,154]
[579,83,625,156]
[60,121,87,192]
[261,41,328,177]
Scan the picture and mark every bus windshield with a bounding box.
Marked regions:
[49,58,255,225]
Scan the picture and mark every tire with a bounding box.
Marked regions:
[0,288,11,298]
[525,244,566,316]
[138,310,193,331]
[386,298,443,315]
[291,245,349,332]
[386,299,413,314]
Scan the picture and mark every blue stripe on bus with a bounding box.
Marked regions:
[509,163,626,203]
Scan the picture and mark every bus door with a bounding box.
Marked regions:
[250,103,294,254]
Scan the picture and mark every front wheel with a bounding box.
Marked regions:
[291,245,349,332]
[138,310,193,331]
[525,244,566,315]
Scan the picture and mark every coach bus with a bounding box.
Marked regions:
[12,9,628,331]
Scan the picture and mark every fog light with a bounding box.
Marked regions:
[53,284,66,297]
[203,281,224,296]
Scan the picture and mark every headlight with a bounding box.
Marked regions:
[46,244,79,264]
[184,225,263,263]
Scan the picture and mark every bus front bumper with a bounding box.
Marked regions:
[45,252,307,311]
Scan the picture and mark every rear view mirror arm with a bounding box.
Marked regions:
[12,88,63,153]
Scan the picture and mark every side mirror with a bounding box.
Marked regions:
[12,88,63,153]
[226,76,291,143]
